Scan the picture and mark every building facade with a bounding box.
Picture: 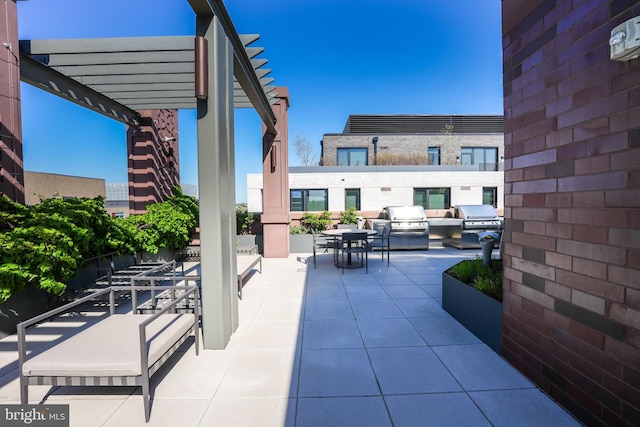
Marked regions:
[23,171,105,206]
[248,114,505,220]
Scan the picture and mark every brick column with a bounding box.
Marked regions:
[261,87,290,258]
[0,0,24,203]
[126,109,179,213]
[502,1,640,425]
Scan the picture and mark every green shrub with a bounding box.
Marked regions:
[289,225,308,235]
[0,186,199,303]
[339,207,358,225]
[0,195,131,303]
[236,204,256,235]
[301,211,332,234]
[447,258,503,302]
[120,186,199,253]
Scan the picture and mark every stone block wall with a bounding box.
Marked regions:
[502,1,640,425]
[322,133,503,166]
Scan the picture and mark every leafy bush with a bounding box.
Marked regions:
[0,195,132,303]
[447,258,503,301]
[120,186,199,253]
[301,211,332,234]
[236,204,256,235]
[339,207,358,225]
[289,225,308,235]
[0,186,199,303]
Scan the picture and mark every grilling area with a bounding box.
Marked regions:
[364,204,503,251]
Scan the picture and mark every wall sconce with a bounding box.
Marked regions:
[609,16,640,61]
[456,156,460,163]
[195,36,208,99]
[500,156,504,162]
[270,145,277,171]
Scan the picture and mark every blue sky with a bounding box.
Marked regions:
[17,0,503,202]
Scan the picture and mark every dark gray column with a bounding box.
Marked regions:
[196,15,238,349]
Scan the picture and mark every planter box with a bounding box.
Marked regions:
[236,234,313,254]
[0,286,49,340]
[442,272,502,354]
[137,248,177,264]
[290,234,314,253]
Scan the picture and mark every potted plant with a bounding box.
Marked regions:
[442,257,503,354]
[120,186,199,263]
[289,224,313,253]
[338,207,358,228]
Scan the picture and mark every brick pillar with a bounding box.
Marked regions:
[261,87,290,258]
[126,109,179,213]
[502,1,640,425]
[0,0,24,203]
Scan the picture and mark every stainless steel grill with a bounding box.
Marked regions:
[382,206,430,250]
[444,205,503,249]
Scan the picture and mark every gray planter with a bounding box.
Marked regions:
[442,271,502,354]
[138,247,177,264]
[289,234,314,253]
[235,234,314,254]
[236,235,264,254]
[0,286,49,340]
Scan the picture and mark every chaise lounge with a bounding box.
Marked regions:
[17,285,200,423]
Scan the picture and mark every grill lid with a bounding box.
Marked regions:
[455,205,500,220]
[385,205,427,221]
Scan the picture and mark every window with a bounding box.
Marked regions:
[427,147,441,165]
[460,147,498,171]
[483,187,497,207]
[413,188,450,209]
[337,148,368,166]
[345,188,361,210]
[290,189,328,211]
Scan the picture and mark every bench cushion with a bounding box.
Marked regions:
[237,254,261,275]
[22,314,194,377]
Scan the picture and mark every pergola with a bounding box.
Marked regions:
[16,0,289,349]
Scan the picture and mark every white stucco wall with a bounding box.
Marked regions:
[247,166,504,213]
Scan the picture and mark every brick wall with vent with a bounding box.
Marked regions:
[502,1,640,425]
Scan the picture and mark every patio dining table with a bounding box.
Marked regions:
[321,229,377,268]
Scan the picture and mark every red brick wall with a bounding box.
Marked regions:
[127,109,179,214]
[502,1,640,425]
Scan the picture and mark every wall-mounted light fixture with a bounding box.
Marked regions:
[372,136,379,165]
[456,156,460,163]
[270,145,277,171]
[610,16,640,61]
[195,36,208,99]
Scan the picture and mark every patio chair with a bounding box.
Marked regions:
[312,233,338,268]
[339,231,368,274]
[368,224,390,266]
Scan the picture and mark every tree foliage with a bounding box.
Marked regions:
[0,195,129,303]
[339,207,358,224]
[120,186,199,253]
[0,186,199,303]
[301,211,332,234]
[236,204,256,235]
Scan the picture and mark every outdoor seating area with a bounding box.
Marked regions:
[0,247,580,426]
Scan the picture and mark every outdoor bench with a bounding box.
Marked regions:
[237,254,262,299]
[18,285,199,423]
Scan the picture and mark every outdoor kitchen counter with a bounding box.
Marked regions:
[427,218,463,240]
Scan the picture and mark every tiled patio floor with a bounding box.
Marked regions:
[0,246,582,426]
